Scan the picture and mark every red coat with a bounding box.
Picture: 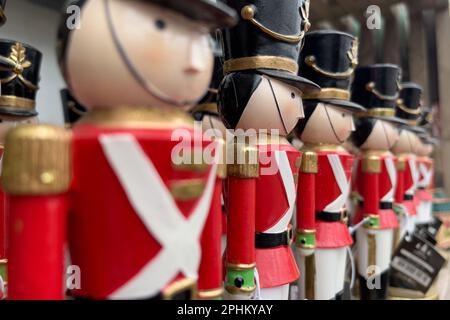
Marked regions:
[4,110,223,300]
[416,157,434,202]
[395,154,418,216]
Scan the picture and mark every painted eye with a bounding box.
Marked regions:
[342,113,346,118]
[155,19,166,30]
[291,92,296,99]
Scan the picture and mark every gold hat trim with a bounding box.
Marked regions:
[355,108,396,118]
[302,88,350,101]
[0,95,35,110]
[223,56,298,75]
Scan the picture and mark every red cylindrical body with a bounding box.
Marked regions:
[297,171,315,230]
[363,172,379,215]
[395,168,405,204]
[226,177,255,265]
[8,195,68,300]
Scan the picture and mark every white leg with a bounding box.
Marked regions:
[296,251,306,300]
[315,247,347,300]
[417,201,433,225]
[260,284,290,300]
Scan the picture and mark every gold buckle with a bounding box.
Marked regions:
[287,224,294,245]
[340,208,349,224]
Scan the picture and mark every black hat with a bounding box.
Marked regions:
[396,82,423,129]
[0,0,6,26]
[191,32,223,120]
[60,89,87,126]
[351,64,406,125]
[0,39,42,117]
[299,30,364,111]
[221,0,319,93]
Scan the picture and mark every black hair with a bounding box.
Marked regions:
[218,71,263,129]
[294,100,319,137]
[350,117,378,147]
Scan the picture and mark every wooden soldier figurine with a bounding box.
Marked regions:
[219,0,319,300]
[2,0,237,300]
[415,108,436,227]
[350,64,404,299]
[391,83,424,240]
[0,0,6,27]
[60,89,87,128]
[0,39,42,299]
[294,30,364,300]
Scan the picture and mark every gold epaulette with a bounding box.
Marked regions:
[300,150,318,173]
[227,142,259,178]
[362,153,381,174]
[396,157,406,171]
[1,125,71,195]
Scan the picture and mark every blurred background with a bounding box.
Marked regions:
[1,0,450,194]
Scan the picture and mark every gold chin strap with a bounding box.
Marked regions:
[302,88,350,101]
[241,5,304,44]
[396,99,422,115]
[355,108,396,118]
[0,95,35,110]
[367,233,377,278]
[366,82,399,101]
[223,55,298,75]
[304,254,315,300]
[190,103,218,114]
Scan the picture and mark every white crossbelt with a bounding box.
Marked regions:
[324,154,350,212]
[264,151,296,234]
[99,134,218,299]
[406,157,419,195]
[418,163,433,188]
[381,158,397,202]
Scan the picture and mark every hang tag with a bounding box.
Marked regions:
[389,233,446,294]
[415,218,443,245]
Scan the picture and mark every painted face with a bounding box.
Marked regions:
[300,103,354,144]
[391,128,416,154]
[236,76,304,136]
[0,115,38,145]
[360,120,399,150]
[66,0,213,110]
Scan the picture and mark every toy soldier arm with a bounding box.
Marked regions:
[224,142,258,297]
[361,154,381,229]
[296,151,317,250]
[197,139,226,300]
[1,125,71,300]
[395,157,406,204]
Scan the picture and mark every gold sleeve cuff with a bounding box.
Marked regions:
[362,155,381,173]
[300,151,318,173]
[1,125,72,195]
[227,142,259,178]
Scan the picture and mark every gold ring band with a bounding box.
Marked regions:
[190,103,218,114]
[302,88,350,101]
[226,262,256,270]
[0,95,35,110]
[196,287,224,299]
[224,56,298,75]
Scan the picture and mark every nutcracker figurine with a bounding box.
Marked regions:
[415,108,436,227]
[294,30,364,300]
[391,83,424,239]
[219,0,319,300]
[60,89,87,127]
[0,0,6,27]
[2,0,237,300]
[0,39,42,299]
[350,64,404,300]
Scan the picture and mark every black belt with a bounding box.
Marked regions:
[359,200,393,210]
[255,228,293,248]
[316,210,348,223]
[404,194,413,201]
[418,187,426,190]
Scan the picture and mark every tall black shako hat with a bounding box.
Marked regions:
[351,64,405,125]
[299,30,364,111]
[57,0,238,76]
[191,33,223,120]
[0,0,6,26]
[397,83,427,134]
[221,0,319,93]
[60,88,87,126]
[0,39,42,117]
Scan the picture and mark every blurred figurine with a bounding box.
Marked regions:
[0,39,42,299]
[219,0,319,300]
[0,0,6,27]
[294,30,364,300]
[350,64,404,300]
[2,0,236,300]
[60,89,87,127]
[415,108,436,227]
[391,83,424,240]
